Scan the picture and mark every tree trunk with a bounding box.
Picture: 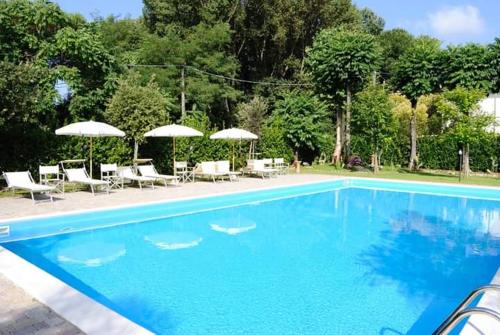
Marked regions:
[372,151,379,173]
[408,103,418,170]
[181,66,186,119]
[344,85,352,159]
[133,140,139,161]
[332,108,342,164]
[463,143,471,176]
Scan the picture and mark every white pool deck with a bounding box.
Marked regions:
[0,174,498,334]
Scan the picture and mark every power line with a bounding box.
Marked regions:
[125,63,313,87]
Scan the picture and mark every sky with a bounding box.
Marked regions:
[54,0,500,45]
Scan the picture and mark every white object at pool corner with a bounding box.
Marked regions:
[3,171,55,203]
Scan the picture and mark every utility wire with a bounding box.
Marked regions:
[126,63,313,87]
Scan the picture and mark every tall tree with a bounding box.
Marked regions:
[440,43,495,92]
[488,38,500,92]
[359,7,385,35]
[306,28,380,163]
[105,74,173,159]
[392,36,442,170]
[352,85,394,172]
[378,29,414,83]
[237,96,268,136]
[434,87,492,175]
[272,90,331,163]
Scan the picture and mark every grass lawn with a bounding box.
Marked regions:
[302,164,500,187]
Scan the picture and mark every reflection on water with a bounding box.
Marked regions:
[144,232,203,250]
[209,217,257,235]
[57,242,126,267]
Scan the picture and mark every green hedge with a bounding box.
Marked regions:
[418,134,499,172]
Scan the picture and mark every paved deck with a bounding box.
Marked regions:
[0,273,84,335]
[0,174,335,334]
[0,174,335,221]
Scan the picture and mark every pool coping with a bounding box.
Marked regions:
[1,176,498,225]
[0,246,153,335]
[0,177,498,334]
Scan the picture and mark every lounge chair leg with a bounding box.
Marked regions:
[31,191,35,204]
[90,185,95,195]
[138,181,142,190]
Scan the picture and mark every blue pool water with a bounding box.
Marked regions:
[2,182,499,334]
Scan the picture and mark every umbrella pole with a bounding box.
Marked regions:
[232,142,235,172]
[89,137,93,177]
[173,137,176,175]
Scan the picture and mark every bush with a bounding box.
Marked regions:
[418,133,499,172]
[259,116,294,163]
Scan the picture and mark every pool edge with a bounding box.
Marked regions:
[0,246,153,335]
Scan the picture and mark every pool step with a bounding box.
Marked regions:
[0,225,10,237]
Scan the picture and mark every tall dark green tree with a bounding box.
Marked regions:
[392,36,442,170]
[489,38,500,92]
[359,7,385,35]
[378,28,414,83]
[440,44,495,92]
[272,90,331,163]
[352,85,395,172]
[306,28,380,163]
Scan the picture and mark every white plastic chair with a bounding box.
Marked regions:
[39,165,65,193]
[101,163,123,189]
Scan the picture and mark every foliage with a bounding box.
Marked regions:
[105,74,173,151]
[175,111,231,167]
[272,90,332,162]
[440,43,495,92]
[418,134,499,172]
[258,116,294,163]
[359,7,385,35]
[434,87,491,146]
[392,36,442,104]
[378,29,414,83]
[306,28,381,96]
[351,85,395,170]
[488,38,500,92]
[136,22,241,125]
[237,96,268,136]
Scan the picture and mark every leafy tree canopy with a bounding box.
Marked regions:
[306,28,381,97]
[440,43,495,92]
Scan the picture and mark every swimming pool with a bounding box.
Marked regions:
[1,179,499,334]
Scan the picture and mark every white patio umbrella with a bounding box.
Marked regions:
[144,124,203,174]
[210,128,258,171]
[55,121,125,176]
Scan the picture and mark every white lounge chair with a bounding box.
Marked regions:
[194,161,228,182]
[118,166,155,190]
[215,160,240,182]
[3,171,55,203]
[247,159,278,179]
[137,164,179,187]
[63,166,109,195]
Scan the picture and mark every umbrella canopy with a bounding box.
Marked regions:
[209,128,258,140]
[55,121,125,176]
[144,124,203,174]
[144,124,203,138]
[55,121,125,137]
[210,128,258,171]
